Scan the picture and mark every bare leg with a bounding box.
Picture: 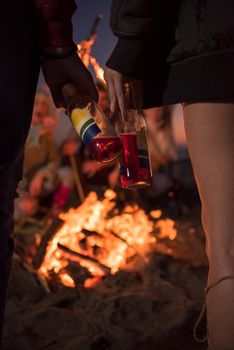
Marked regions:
[183,102,234,350]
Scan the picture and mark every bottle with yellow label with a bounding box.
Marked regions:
[62,84,122,164]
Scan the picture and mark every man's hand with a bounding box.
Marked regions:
[41,54,98,108]
[104,68,127,117]
[104,68,143,118]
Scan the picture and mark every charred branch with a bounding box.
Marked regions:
[57,243,111,274]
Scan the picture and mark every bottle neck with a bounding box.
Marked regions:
[124,83,135,110]
[115,84,145,134]
[62,83,93,111]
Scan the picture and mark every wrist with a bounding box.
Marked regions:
[41,44,77,59]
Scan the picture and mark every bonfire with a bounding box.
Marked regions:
[36,190,176,288]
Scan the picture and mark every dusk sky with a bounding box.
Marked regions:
[73,0,116,70]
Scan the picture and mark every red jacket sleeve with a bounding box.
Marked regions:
[34,0,77,49]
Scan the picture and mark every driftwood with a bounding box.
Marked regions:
[57,243,111,274]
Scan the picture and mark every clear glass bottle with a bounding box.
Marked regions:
[116,83,152,189]
[62,83,122,163]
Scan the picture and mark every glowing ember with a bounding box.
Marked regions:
[155,218,177,240]
[37,190,177,288]
[150,210,162,219]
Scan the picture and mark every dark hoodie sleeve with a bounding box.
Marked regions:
[34,0,77,49]
[106,0,154,77]
[106,0,179,78]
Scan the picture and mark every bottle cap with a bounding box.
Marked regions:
[61,84,78,102]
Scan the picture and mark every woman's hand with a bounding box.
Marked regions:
[104,68,127,117]
[104,68,143,117]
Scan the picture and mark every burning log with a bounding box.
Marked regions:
[88,14,103,40]
[36,190,160,287]
[107,230,149,263]
[63,261,93,286]
[77,14,103,67]
[108,230,130,247]
[82,228,103,238]
[79,229,103,251]
[33,180,89,269]
[92,245,101,256]
[33,217,64,269]
[77,14,105,86]
[57,243,111,275]
[79,238,88,251]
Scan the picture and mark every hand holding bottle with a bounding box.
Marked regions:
[62,84,122,164]
[104,68,142,117]
[42,54,98,108]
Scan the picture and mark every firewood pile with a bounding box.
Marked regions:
[3,187,208,350]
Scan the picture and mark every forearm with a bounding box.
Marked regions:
[34,0,77,50]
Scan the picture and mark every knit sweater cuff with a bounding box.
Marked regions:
[35,0,77,49]
[106,38,143,78]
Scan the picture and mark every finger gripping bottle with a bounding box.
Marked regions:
[116,83,152,189]
[62,83,122,163]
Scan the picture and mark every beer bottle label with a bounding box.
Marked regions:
[71,108,101,146]
[137,127,150,169]
[137,149,150,168]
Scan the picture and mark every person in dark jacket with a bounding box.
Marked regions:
[0,0,97,344]
[105,1,234,349]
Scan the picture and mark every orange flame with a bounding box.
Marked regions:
[77,37,105,86]
[38,190,177,288]
[89,56,105,86]
[155,218,177,240]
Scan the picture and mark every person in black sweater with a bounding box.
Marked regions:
[105,1,234,349]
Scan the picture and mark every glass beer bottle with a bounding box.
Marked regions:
[62,83,122,163]
[116,83,152,189]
